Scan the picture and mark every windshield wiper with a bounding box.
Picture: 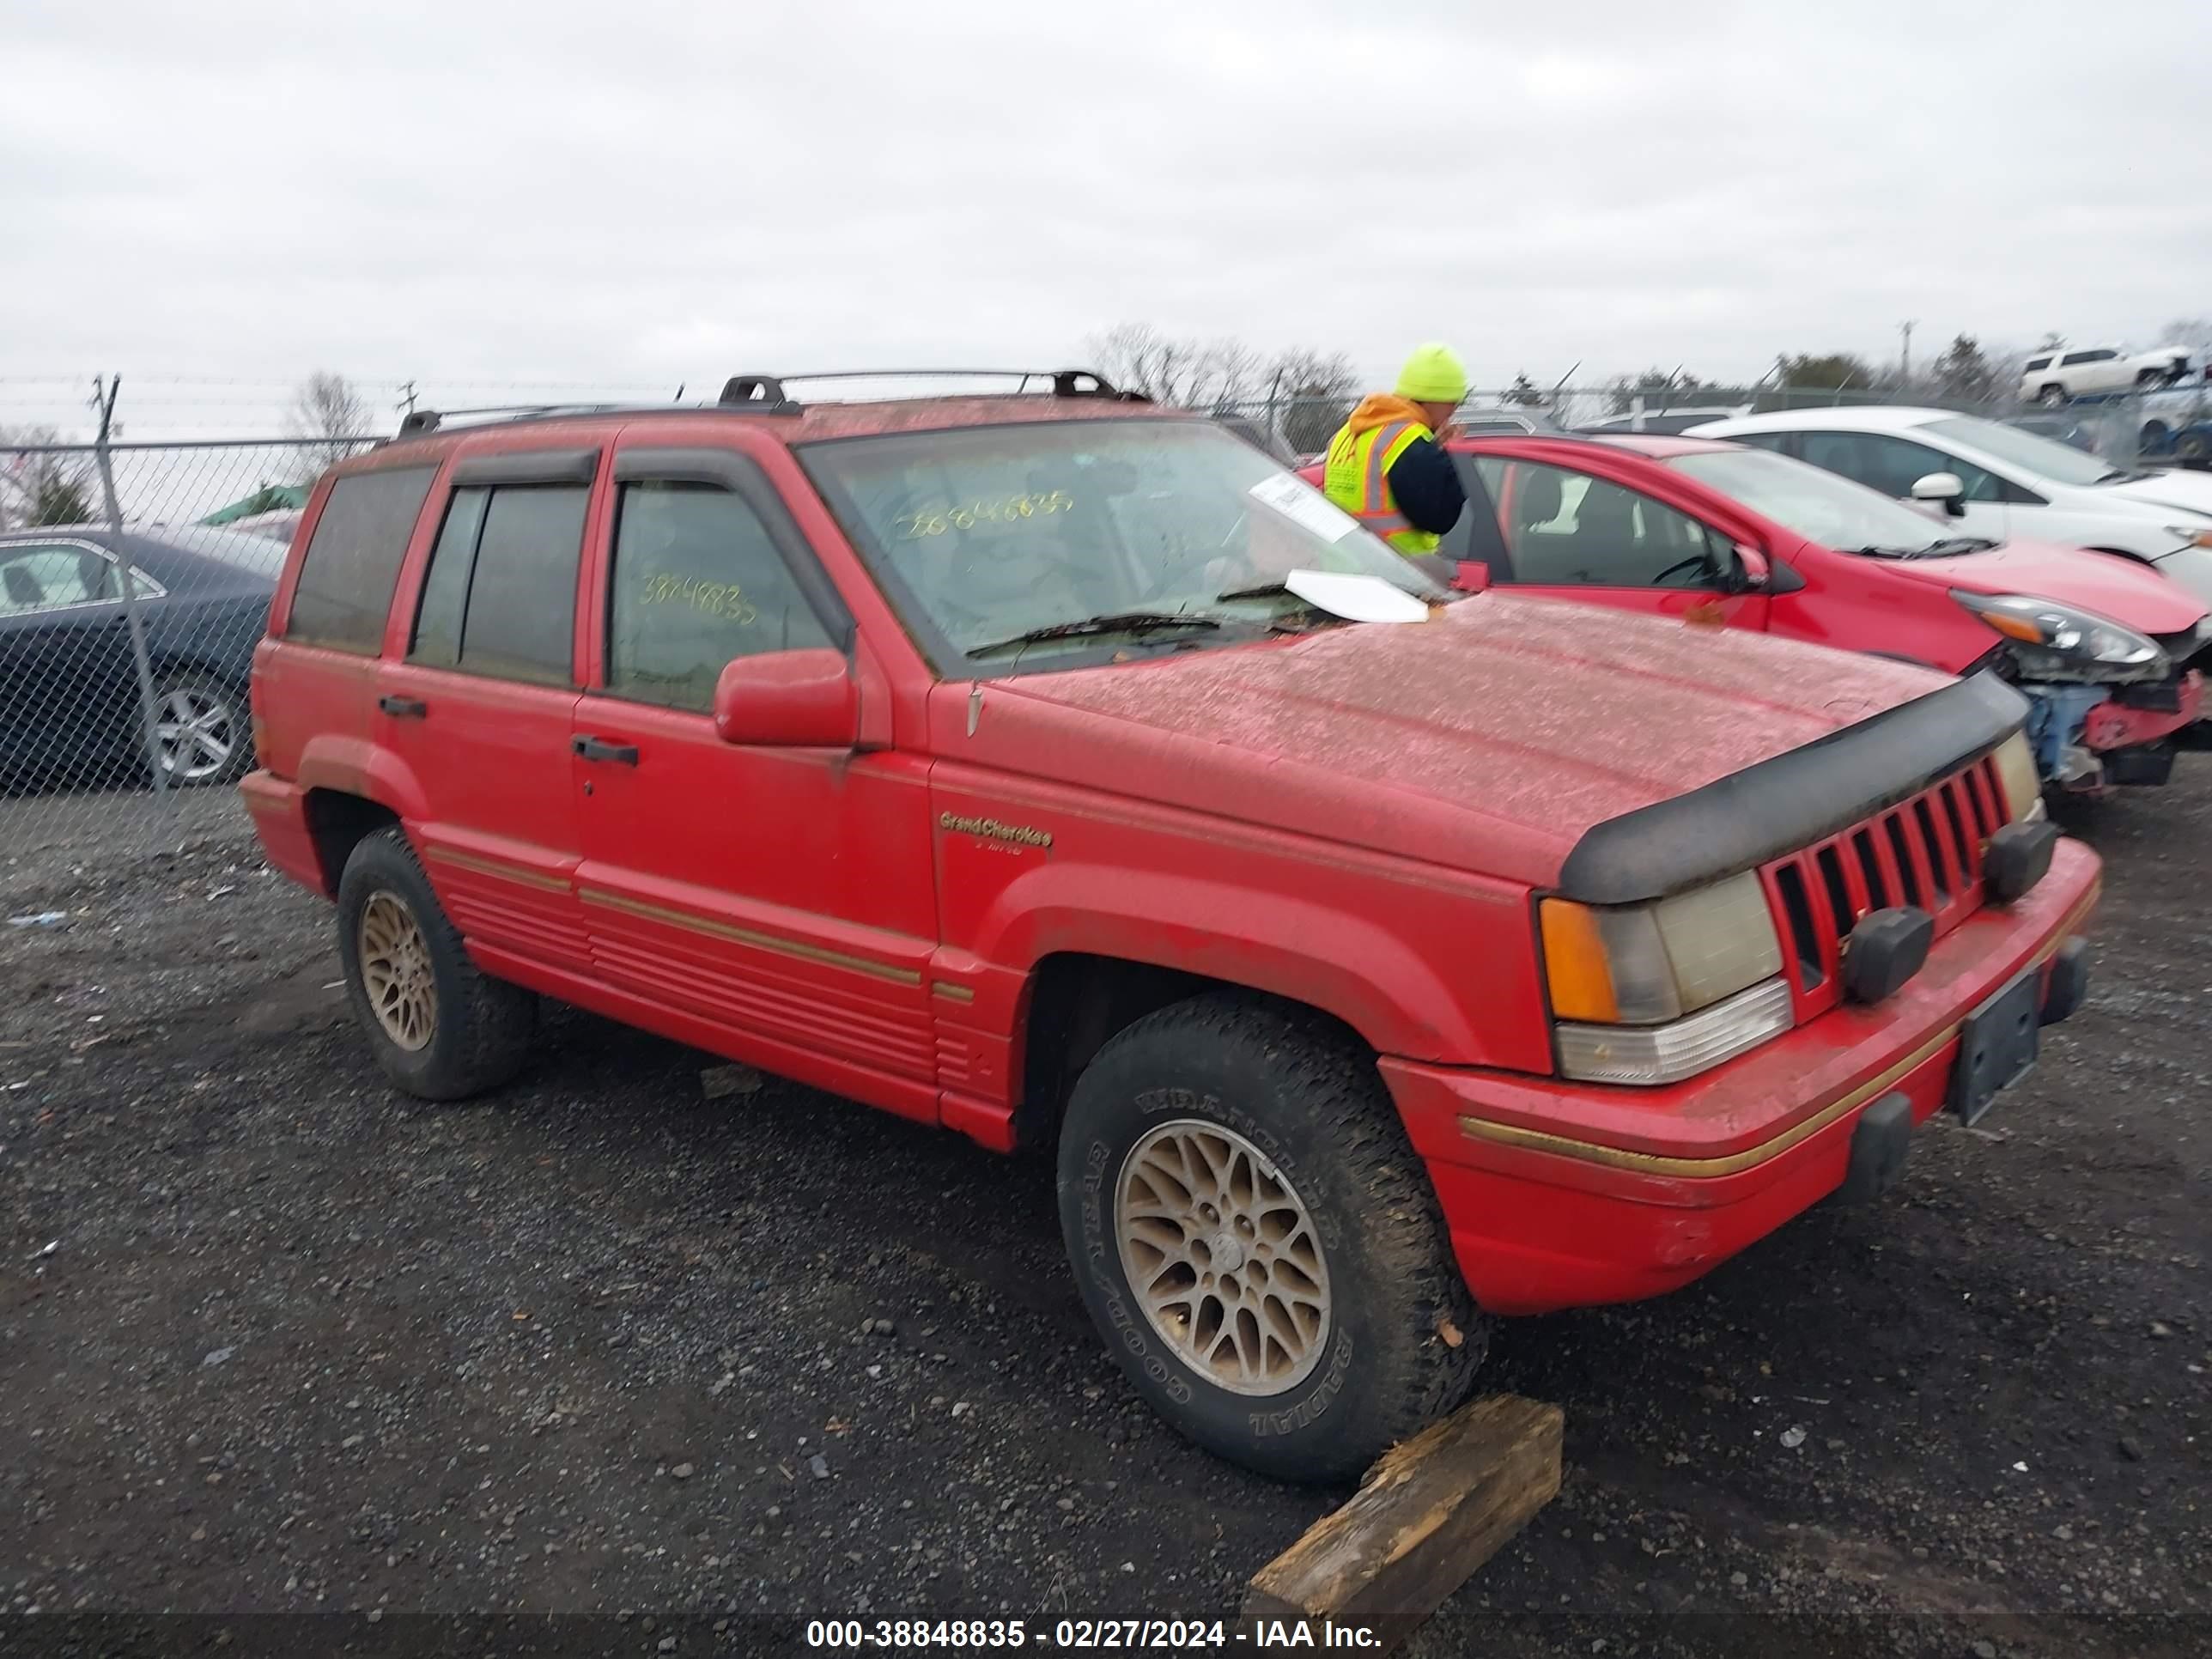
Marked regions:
[1913,536,2001,557]
[1216,576,1455,607]
[2094,468,2147,484]
[1845,544,1918,560]
[965,611,1222,659]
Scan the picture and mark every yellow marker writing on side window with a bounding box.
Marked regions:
[639,574,758,625]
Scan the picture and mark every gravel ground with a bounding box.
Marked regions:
[0,769,2205,1658]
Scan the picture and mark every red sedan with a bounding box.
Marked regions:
[1308,434,2207,793]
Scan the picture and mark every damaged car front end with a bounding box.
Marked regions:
[1954,592,2207,793]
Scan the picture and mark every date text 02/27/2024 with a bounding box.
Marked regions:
[803,1617,1383,1649]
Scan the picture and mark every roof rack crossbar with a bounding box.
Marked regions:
[397,402,623,437]
[715,368,1143,410]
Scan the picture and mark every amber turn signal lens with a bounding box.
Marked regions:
[1972,609,2045,643]
[1540,899,1619,1024]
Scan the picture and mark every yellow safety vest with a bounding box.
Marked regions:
[1322,419,1441,556]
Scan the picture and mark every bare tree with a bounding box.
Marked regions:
[285,371,374,481]
[1086,325,1366,456]
[0,425,96,531]
[1930,334,2001,404]
[2162,317,2212,366]
[1604,367,1705,416]
[1264,347,1361,453]
[1778,353,1877,393]
[1085,324,1278,411]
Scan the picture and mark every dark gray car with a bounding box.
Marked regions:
[0,523,279,788]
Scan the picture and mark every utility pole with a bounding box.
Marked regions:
[396,380,419,420]
[1899,319,1917,386]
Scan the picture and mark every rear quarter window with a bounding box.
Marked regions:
[284,466,438,653]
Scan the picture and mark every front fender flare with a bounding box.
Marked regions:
[970,860,1514,1066]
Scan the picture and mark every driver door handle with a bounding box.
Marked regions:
[378,695,428,719]
[572,734,640,765]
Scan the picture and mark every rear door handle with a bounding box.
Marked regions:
[572,734,640,765]
[378,695,428,719]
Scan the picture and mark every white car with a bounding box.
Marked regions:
[1579,405,1752,435]
[2019,344,2191,405]
[1687,405,2212,608]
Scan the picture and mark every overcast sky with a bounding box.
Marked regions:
[4,0,2209,434]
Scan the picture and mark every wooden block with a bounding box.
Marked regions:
[1243,1394,1563,1651]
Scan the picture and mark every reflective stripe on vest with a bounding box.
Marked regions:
[1321,418,1442,555]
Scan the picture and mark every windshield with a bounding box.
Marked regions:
[801,418,1443,672]
[1921,416,2120,486]
[1668,447,1962,552]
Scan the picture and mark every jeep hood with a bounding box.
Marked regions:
[950,595,1986,894]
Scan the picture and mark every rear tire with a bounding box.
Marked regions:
[2037,384,2068,407]
[336,827,536,1101]
[150,670,252,787]
[1056,993,1485,1483]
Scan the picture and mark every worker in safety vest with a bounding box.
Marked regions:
[1322,343,1470,556]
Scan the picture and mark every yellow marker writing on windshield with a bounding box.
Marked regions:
[896,491,1074,539]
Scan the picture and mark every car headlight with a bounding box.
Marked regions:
[2164,524,2212,551]
[1991,730,2045,824]
[1952,590,2167,677]
[1539,872,1790,1085]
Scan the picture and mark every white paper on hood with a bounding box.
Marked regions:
[1248,471,1362,543]
[1282,568,1433,623]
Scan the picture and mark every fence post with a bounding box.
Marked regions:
[89,376,177,835]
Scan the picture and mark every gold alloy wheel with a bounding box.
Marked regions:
[1114,1119,1333,1396]
[358,890,436,1053]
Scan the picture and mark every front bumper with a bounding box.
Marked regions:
[2082,668,2203,754]
[2027,671,2202,790]
[1381,838,2100,1316]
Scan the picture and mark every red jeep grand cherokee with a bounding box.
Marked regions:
[245,372,2099,1481]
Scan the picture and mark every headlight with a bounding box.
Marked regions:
[1991,731,2044,823]
[1951,590,2166,676]
[2164,525,2212,551]
[1540,872,1790,1084]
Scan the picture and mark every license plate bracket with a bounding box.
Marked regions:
[1951,968,2041,1126]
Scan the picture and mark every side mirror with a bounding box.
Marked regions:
[1910,471,1967,519]
[713,648,858,748]
[1451,560,1491,593]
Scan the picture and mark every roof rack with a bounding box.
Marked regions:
[392,369,1141,438]
[716,368,1140,411]
[396,402,623,437]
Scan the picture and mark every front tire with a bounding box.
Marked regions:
[336,827,537,1101]
[2037,384,2068,407]
[1056,994,1485,1483]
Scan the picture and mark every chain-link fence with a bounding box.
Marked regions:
[6,367,2209,877]
[1212,379,2212,469]
[0,432,379,862]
